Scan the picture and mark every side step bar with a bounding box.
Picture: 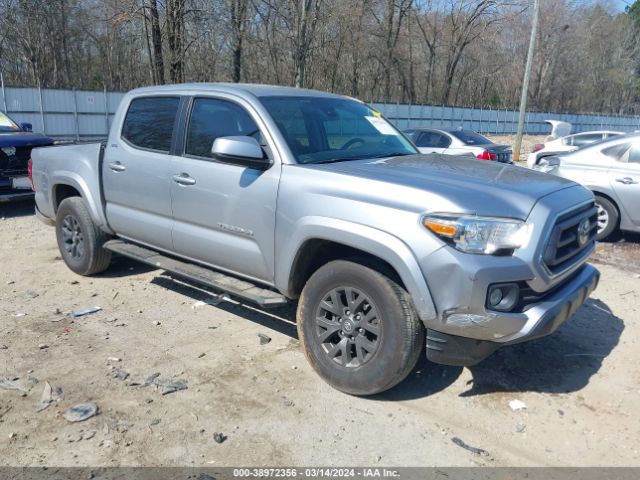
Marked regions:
[103,239,288,308]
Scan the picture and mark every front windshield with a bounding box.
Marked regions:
[0,112,20,133]
[259,96,417,164]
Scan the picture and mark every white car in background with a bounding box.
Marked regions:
[527,120,622,168]
[404,127,513,163]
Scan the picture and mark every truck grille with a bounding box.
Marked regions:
[543,203,597,274]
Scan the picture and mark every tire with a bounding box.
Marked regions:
[297,260,424,395]
[55,197,112,275]
[594,195,619,241]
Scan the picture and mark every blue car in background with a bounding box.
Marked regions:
[0,111,54,202]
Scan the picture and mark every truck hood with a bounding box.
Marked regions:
[310,153,580,220]
[0,131,54,148]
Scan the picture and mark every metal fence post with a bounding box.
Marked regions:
[73,89,80,141]
[1,72,7,112]
[37,82,45,134]
[104,86,110,135]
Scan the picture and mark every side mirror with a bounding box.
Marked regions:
[211,136,271,170]
[20,122,33,132]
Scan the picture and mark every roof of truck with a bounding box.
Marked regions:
[128,83,349,100]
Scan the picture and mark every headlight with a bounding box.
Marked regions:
[423,214,532,254]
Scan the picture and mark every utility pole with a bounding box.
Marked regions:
[513,0,540,162]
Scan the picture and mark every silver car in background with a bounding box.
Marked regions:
[527,130,622,168]
[534,134,640,240]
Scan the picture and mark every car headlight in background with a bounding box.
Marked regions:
[423,214,532,255]
[533,156,560,173]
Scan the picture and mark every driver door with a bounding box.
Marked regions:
[169,96,281,283]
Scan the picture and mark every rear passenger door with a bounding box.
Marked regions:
[169,95,281,283]
[103,96,180,251]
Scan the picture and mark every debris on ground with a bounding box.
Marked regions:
[35,382,53,412]
[516,422,526,433]
[149,418,161,426]
[14,313,27,317]
[213,432,227,444]
[509,400,527,411]
[197,353,206,358]
[0,378,28,393]
[114,369,130,381]
[156,378,188,395]
[63,403,99,422]
[38,343,49,350]
[81,430,96,441]
[451,436,489,456]
[192,295,228,309]
[72,306,102,318]
[107,357,122,362]
[0,344,7,350]
[258,333,272,345]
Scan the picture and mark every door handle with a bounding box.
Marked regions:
[108,162,126,172]
[615,177,638,185]
[172,173,196,186]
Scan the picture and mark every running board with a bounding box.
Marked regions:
[103,239,288,308]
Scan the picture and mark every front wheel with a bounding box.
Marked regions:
[594,196,619,241]
[56,197,112,276]
[297,260,424,395]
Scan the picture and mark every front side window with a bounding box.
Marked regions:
[121,96,180,152]
[259,96,416,164]
[185,98,260,158]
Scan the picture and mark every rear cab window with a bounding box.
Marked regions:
[121,96,180,152]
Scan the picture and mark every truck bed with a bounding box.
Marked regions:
[31,141,107,221]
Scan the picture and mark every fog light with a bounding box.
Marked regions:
[486,283,520,312]
[489,288,503,306]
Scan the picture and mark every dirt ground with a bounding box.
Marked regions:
[1,201,639,467]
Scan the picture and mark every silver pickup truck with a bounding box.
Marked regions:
[32,83,600,395]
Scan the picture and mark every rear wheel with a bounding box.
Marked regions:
[56,197,112,275]
[594,195,619,241]
[297,260,424,395]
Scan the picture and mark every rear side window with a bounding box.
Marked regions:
[121,96,180,152]
[570,133,603,147]
[602,143,630,161]
[185,98,259,158]
[416,131,451,148]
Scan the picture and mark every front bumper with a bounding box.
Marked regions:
[425,263,599,366]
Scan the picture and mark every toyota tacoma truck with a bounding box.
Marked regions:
[31,84,600,395]
[1,111,53,201]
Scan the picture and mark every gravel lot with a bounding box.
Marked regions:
[1,200,639,467]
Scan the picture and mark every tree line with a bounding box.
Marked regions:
[0,0,639,115]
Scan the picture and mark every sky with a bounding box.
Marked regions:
[610,0,633,11]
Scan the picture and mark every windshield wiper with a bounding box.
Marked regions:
[306,152,412,165]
